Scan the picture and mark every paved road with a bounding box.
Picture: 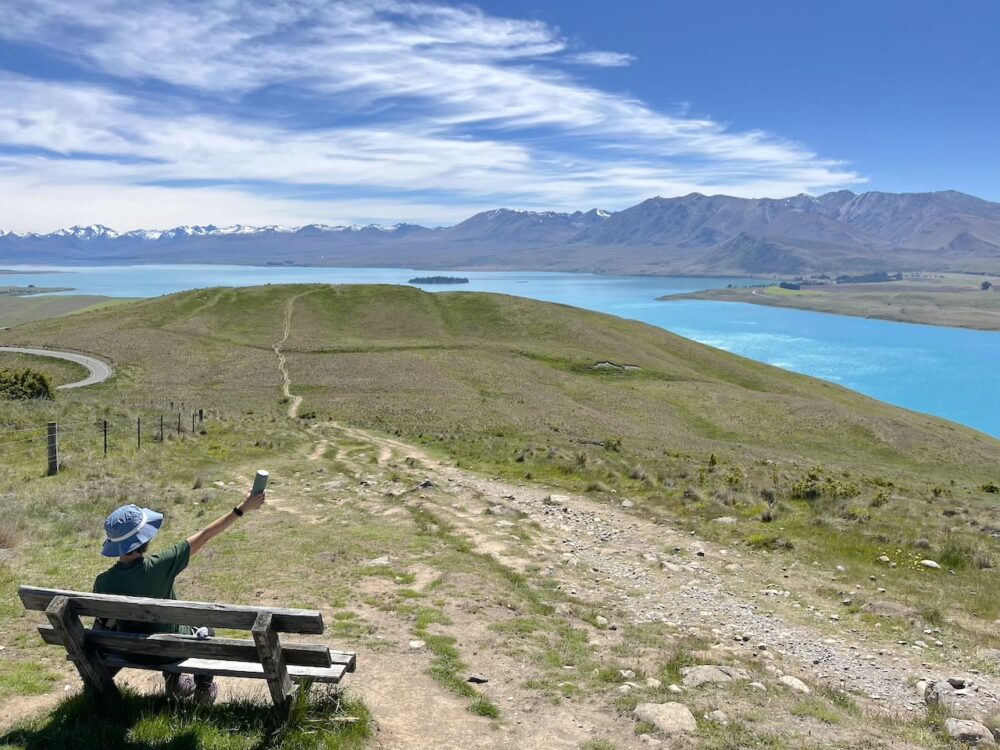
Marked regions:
[0,346,113,389]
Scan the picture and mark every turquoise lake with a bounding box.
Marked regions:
[3,264,999,439]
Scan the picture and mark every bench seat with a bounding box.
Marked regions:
[102,655,349,683]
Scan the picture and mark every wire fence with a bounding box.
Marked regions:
[0,398,214,476]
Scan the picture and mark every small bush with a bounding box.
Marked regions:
[0,368,54,400]
[746,533,794,551]
[982,482,1000,494]
[468,697,501,719]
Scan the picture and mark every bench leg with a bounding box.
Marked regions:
[251,611,295,710]
[46,596,120,701]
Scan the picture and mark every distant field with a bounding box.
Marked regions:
[0,295,131,328]
[667,273,1000,330]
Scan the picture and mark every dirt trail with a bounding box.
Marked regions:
[322,422,1000,721]
[273,292,311,418]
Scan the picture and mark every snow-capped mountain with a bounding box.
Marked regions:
[3,191,1000,275]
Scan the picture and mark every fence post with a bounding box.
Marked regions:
[199,408,204,424]
[46,422,58,476]
[192,412,196,434]
[176,412,181,435]
[103,420,108,458]
[137,416,141,450]
[159,414,164,442]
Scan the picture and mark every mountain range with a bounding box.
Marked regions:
[4,190,1000,276]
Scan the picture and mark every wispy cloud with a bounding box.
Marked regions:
[0,0,862,231]
[566,51,636,67]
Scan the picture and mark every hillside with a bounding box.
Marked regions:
[2,285,999,748]
[4,190,1000,275]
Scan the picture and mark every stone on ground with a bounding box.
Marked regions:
[779,675,811,694]
[634,702,697,735]
[944,718,996,746]
[680,664,750,688]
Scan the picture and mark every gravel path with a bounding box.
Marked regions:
[0,346,113,389]
[326,421,1000,722]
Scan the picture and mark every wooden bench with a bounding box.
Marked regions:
[20,585,356,710]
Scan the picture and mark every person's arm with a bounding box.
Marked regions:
[187,491,266,556]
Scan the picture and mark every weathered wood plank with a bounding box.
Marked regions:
[46,596,120,699]
[37,624,335,668]
[252,611,295,708]
[100,655,347,683]
[21,586,323,634]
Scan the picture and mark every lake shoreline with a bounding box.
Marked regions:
[664,283,1000,332]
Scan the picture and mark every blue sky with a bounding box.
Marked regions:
[0,0,996,232]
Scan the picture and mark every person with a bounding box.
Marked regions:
[93,489,266,703]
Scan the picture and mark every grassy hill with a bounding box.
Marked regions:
[5,283,997,474]
[2,284,999,747]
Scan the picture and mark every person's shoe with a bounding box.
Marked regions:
[193,681,218,706]
[165,673,196,700]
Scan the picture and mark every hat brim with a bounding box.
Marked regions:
[101,508,164,557]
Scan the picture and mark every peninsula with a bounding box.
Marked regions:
[665,272,1000,330]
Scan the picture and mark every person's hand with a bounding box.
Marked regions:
[240,491,266,513]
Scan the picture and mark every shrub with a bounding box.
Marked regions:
[722,466,743,490]
[746,533,794,551]
[982,483,1000,494]
[0,368,54,400]
[628,465,648,481]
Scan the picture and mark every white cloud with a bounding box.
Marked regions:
[566,51,636,67]
[0,0,863,231]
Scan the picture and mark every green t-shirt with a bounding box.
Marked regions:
[93,540,191,635]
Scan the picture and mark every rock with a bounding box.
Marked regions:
[634,703,697,735]
[408,639,425,650]
[681,665,750,688]
[925,681,965,714]
[621,500,634,509]
[749,681,767,692]
[594,615,609,628]
[779,675,811,694]
[944,718,996,746]
[364,555,391,567]
[921,559,942,569]
[877,555,890,563]
[714,516,737,525]
[706,710,729,724]
[668,684,683,694]
[487,504,512,516]
[645,677,662,688]
[620,669,636,680]
[638,735,663,747]
[467,674,488,684]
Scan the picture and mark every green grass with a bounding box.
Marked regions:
[0,685,370,750]
[4,283,1000,744]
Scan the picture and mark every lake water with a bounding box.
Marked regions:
[3,264,999,439]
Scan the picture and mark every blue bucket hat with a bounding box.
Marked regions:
[102,504,164,557]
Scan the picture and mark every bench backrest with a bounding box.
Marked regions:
[19,586,325,634]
